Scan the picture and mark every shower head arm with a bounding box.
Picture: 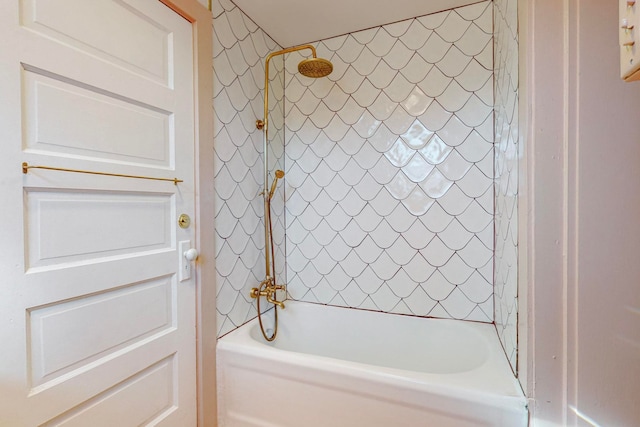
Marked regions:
[262,44,317,129]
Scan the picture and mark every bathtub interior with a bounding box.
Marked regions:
[253,302,492,375]
[218,301,528,427]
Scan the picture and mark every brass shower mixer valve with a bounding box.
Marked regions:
[250,277,286,309]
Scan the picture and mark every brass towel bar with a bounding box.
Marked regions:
[21,162,182,185]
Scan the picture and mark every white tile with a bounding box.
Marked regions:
[336,66,366,94]
[439,287,475,319]
[420,169,453,199]
[368,91,397,121]
[325,264,352,291]
[437,46,472,78]
[370,188,400,216]
[439,219,473,251]
[369,219,400,250]
[298,263,323,288]
[441,254,476,286]
[353,204,383,232]
[323,84,350,112]
[339,281,369,307]
[437,80,472,112]
[404,153,435,183]
[456,95,492,127]
[456,59,492,92]
[401,187,435,216]
[352,47,382,76]
[384,106,416,135]
[457,23,492,56]
[324,144,350,172]
[325,205,351,231]
[352,111,383,138]
[401,86,431,117]
[296,88,322,116]
[312,218,338,245]
[400,20,432,50]
[351,27,379,45]
[309,102,337,129]
[457,271,493,303]
[324,175,351,202]
[369,252,401,281]
[420,202,453,232]
[384,19,413,37]
[312,248,339,275]
[387,170,415,200]
[403,253,437,283]
[352,79,380,108]
[341,250,368,277]
[368,124,398,153]
[324,114,352,141]
[336,97,366,125]
[417,32,451,64]
[423,270,456,300]
[457,165,492,197]
[335,35,366,64]
[340,188,367,216]
[458,200,492,233]
[403,285,438,316]
[354,236,384,264]
[384,40,414,70]
[311,279,339,304]
[438,150,472,181]
[353,173,382,201]
[458,237,493,268]
[321,35,347,52]
[457,1,490,21]
[386,237,416,266]
[309,132,337,158]
[401,119,434,150]
[367,60,397,89]
[437,184,472,216]
[386,73,416,103]
[418,101,452,131]
[417,10,449,30]
[340,158,366,186]
[400,54,434,84]
[213,13,237,50]
[435,11,470,43]
[368,28,397,57]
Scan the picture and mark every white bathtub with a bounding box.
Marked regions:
[217,301,528,427]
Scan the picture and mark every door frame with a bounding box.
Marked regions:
[159,1,215,426]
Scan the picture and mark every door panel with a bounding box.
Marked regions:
[40,356,177,427]
[23,69,173,167]
[22,0,173,85]
[0,0,196,425]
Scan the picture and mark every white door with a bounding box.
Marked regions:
[0,1,197,425]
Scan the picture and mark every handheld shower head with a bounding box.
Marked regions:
[268,170,285,200]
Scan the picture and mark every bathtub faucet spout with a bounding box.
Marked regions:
[250,277,286,309]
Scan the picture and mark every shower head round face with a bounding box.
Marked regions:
[298,58,333,78]
[275,169,285,179]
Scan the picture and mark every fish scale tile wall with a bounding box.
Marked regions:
[283,1,495,322]
[494,0,519,373]
[212,0,286,336]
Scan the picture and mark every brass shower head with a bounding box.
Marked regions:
[298,57,333,78]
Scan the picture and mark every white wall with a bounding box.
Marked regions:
[494,0,519,374]
[212,0,285,336]
[525,0,640,425]
[283,2,496,322]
